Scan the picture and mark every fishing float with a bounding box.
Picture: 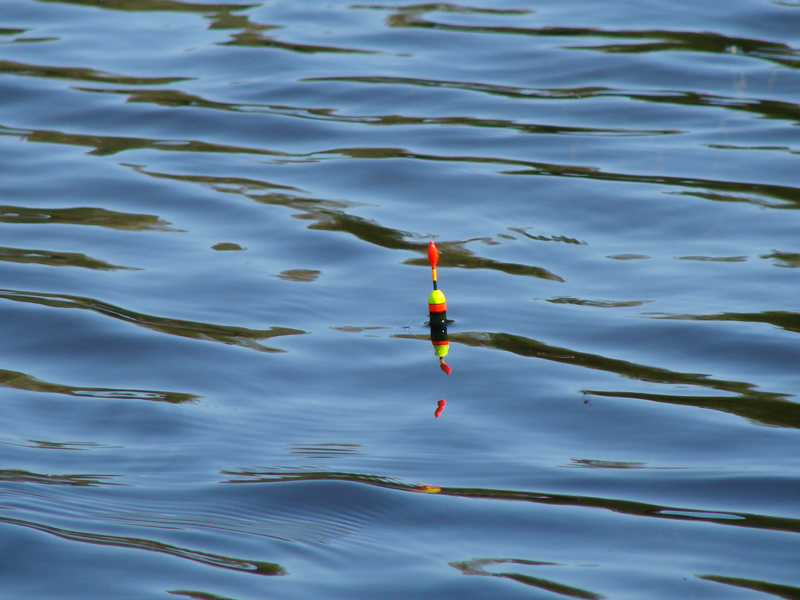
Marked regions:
[427,241,451,375]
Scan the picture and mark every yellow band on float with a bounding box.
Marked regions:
[428,289,446,306]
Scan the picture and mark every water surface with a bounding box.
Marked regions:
[2,0,800,598]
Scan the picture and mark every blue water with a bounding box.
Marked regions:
[2,0,800,598]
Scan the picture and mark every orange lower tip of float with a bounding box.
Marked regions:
[439,358,451,375]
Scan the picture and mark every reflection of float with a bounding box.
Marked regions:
[427,241,451,375]
[435,399,446,418]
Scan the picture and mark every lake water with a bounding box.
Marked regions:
[2,0,800,598]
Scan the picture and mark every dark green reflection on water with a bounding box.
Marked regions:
[221,29,377,55]
[0,246,137,270]
[699,575,800,600]
[675,255,747,263]
[566,458,648,469]
[402,244,562,281]
[310,208,562,280]
[306,110,673,137]
[39,0,255,15]
[396,330,799,428]
[584,389,800,430]
[0,205,176,231]
[40,0,368,54]
[131,164,563,281]
[0,289,306,353]
[0,124,287,158]
[0,440,122,451]
[75,85,678,137]
[451,558,604,600]
[326,141,800,208]
[169,590,242,600]
[274,269,320,282]
[77,87,248,111]
[461,331,799,428]
[0,515,286,575]
[659,311,800,337]
[0,369,199,403]
[5,122,798,210]
[223,468,800,537]
[354,4,531,17]
[2,439,119,450]
[0,59,188,85]
[629,92,800,128]
[547,297,650,308]
[355,4,798,69]
[309,74,800,128]
[763,251,800,268]
[0,469,118,486]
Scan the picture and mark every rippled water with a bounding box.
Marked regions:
[2,0,800,598]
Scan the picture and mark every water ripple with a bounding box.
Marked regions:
[451,558,604,600]
[3,0,800,595]
[0,289,306,353]
[0,246,138,270]
[0,368,199,403]
[0,59,189,85]
[221,468,800,536]
[0,514,286,575]
[0,204,177,231]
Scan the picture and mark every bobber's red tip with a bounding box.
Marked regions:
[427,241,439,268]
[439,358,451,375]
[435,399,446,418]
